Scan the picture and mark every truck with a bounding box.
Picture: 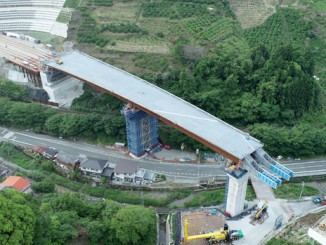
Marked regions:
[182,219,243,244]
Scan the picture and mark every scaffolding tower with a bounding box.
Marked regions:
[121,103,158,156]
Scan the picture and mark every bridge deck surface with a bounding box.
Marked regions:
[46,51,262,161]
[0,35,52,72]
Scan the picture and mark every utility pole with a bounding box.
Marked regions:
[196,149,200,180]
[299,181,305,199]
[181,143,184,159]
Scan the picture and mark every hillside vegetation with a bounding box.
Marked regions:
[0,0,324,158]
[62,0,326,158]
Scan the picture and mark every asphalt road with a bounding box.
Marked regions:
[0,127,325,178]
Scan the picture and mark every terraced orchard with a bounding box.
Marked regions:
[229,0,276,29]
[184,16,237,41]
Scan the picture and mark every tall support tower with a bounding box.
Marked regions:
[121,103,158,156]
[224,165,248,217]
[223,148,294,217]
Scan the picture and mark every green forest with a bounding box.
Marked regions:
[0,188,156,245]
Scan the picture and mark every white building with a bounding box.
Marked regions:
[80,157,108,178]
[112,160,138,183]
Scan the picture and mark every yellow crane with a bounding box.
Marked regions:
[250,200,269,225]
[255,200,268,219]
[182,219,243,244]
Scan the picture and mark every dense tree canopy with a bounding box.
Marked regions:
[110,206,157,245]
[0,191,35,245]
[188,44,321,125]
[0,189,156,245]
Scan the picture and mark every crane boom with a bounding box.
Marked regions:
[255,200,269,219]
[183,219,243,243]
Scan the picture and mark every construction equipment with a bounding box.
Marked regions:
[182,219,243,244]
[250,200,269,225]
[56,59,63,65]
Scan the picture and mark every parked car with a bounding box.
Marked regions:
[164,145,171,150]
[312,197,322,204]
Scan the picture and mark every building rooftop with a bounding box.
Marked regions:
[56,151,78,164]
[80,158,108,171]
[101,167,114,178]
[44,147,58,157]
[32,146,46,155]
[46,51,263,162]
[0,176,30,192]
[112,159,138,174]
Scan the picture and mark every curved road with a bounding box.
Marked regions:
[0,127,325,178]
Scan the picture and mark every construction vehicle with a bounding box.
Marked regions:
[182,219,243,244]
[250,200,269,225]
[56,59,63,65]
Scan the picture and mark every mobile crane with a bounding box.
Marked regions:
[250,200,269,225]
[182,219,243,244]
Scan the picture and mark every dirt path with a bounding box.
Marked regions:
[168,192,195,208]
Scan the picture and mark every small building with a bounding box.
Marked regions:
[112,160,138,182]
[0,176,30,192]
[55,151,79,170]
[43,147,58,160]
[144,170,155,181]
[32,146,46,155]
[114,142,126,148]
[135,168,146,182]
[80,157,108,179]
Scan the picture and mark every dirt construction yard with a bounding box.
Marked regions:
[182,211,229,245]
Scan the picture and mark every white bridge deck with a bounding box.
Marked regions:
[46,51,263,162]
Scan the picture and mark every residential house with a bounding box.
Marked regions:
[55,151,79,170]
[80,157,108,179]
[43,147,58,160]
[112,160,138,182]
[0,176,30,192]
[32,146,46,156]
[134,169,155,184]
[143,170,155,182]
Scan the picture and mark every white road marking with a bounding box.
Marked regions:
[11,139,34,147]
[3,132,14,139]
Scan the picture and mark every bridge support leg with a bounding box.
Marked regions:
[121,103,159,157]
[225,171,249,217]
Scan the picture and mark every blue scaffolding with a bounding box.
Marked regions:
[121,104,158,156]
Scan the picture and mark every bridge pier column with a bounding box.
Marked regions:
[225,169,249,217]
[121,103,159,157]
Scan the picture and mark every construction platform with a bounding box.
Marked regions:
[0,35,54,73]
[182,211,230,245]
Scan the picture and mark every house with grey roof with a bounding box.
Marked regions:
[43,147,58,160]
[80,157,109,179]
[55,151,79,170]
[112,160,138,183]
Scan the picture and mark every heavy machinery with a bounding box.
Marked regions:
[250,200,269,225]
[182,219,243,244]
